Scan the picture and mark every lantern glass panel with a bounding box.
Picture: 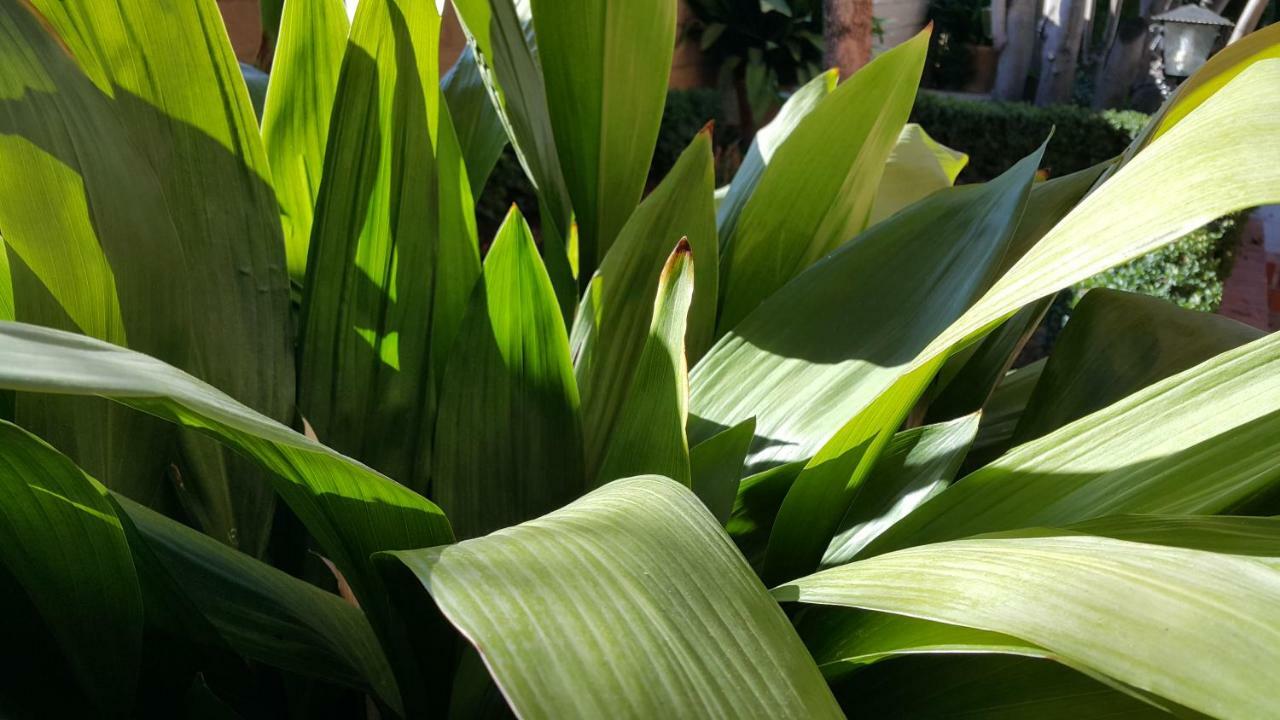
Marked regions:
[1163,23,1219,76]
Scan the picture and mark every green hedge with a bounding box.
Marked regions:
[909,91,1148,182]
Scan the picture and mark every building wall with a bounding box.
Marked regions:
[875,0,932,50]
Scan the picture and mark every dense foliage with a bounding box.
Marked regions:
[0,0,1279,718]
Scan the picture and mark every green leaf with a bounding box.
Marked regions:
[433,208,584,539]
[801,610,1047,674]
[967,357,1044,466]
[776,533,1280,718]
[822,414,979,566]
[912,59,1280,391]
[1013,288,1262,444]
[381,476,842,719]
[923,163,1105,421]
[0,420,141,715]
[691,134,1042,482]
[451,0,574,239]
[715,69,836,243]
[867,327,1280,556]
[829,654,1171,719]
[572,131,717,478]
[1060,514,1280,556]
[298,0,480,495]
[442,46,508,194]
[868,123,968,225]
[690,417,757,523]
[692,145,1044,583]
[261,0,350,282]
[2,0,288,554]
[113,495,402,714]
[716,29,929,333]
[0,321,453,635]
[598,240,696,487]
[726,460,806,567]
[530,0,677,277]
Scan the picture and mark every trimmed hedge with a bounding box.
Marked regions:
[909,91,1148,182]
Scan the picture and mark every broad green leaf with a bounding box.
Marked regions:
[451,0,573,239]
[0,0,276,553]
[802,610,1047,674]
[715,69,837,242]
[572,131,716,478]
[867,327,1280,555]
[727,460,806,567]
[442,46,508,193]
[868,123,968,225]
[829,654,1170,719]
[690,417,756,523]
[691,142,1042,480]
[530,0,677,277]
[1061,514,1280,557]
[912,59,1280,388]
[31,0,296,430]
[1013,288,1262,444]
[716,29,929,333]
[968,358,1044,465]
[0,322,453,635]
[598,241,695,487]
[692,146,1044,582]
[0,421,141,715]
[776,533,1280,718]
[0,1,126,345]
[382,476,842,719]
[261,0,350,282]
[434,208,584,539]
[924,163,1105,421]
[822,414,979,566]
[298,0,480,495]
[113,495,402,714]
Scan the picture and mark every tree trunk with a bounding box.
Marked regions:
[1091,0,1171,108]
[1094,0,1125,63]
[1229,0,1269,42]
[1035,0,1088,105]
[993,0,1037,100]
[824,0,874,79]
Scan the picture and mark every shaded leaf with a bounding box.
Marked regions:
[690,417,756,524]
[598,240,696,486]
[0,322,453,638]
[298,0,480,495]
[1013,288,1262,444]
[114,495,402,714]
[0,420,141,715]
[442,45,508,194]
[572,131,716,477]
[434,207,584,539]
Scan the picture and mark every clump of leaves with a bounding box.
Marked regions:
[0,0,1279,718]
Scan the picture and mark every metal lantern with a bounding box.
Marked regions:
[1152,4,1234,77]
